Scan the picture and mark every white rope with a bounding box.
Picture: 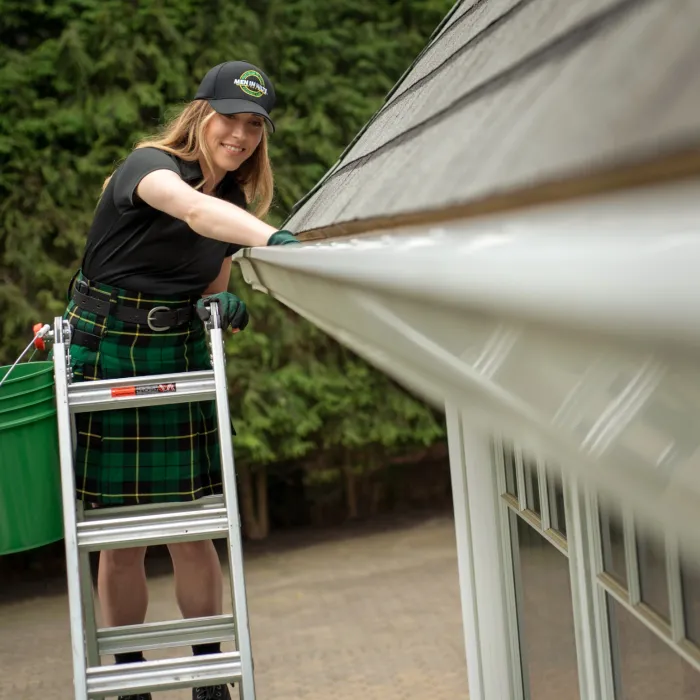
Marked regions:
[0,324,51,391]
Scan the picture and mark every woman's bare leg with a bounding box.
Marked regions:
[168,540,223,618]
[98,547,149,627]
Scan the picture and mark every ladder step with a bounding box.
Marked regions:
[86,651,241,697]
[67,370,216,413]
[78,496,229,550]
[97,614,236,655]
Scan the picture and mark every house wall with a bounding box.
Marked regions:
[447,409,700,700]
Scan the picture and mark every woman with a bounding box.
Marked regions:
[66,60,297,700]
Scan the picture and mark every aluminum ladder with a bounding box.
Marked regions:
[47,302,255,699]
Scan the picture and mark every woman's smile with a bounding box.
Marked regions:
[221,142,245,156]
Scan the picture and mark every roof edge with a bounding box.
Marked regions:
[298,142,700,242]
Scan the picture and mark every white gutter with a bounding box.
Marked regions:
[235,178,700,550]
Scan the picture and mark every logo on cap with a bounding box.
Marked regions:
[234,70,268,99]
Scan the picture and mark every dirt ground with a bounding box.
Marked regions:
[0,512,469,699]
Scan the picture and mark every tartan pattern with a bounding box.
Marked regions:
[65,272,225,505]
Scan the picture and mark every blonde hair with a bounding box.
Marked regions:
[103,100,274,219]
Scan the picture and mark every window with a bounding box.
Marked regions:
[504,444,518,498]
[523,456,541,517]
[599,500,627,589]
[498,440,700,700]
[547,474,566,539]
[499,442,568,552]
[607,595,700,699]
[637,526,670,622]
[510,513,580,700]
[680,556,700,647]
[595,501,700,692]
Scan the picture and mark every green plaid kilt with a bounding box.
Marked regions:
[64,272,225,506]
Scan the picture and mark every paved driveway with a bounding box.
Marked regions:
[0,513,468,699]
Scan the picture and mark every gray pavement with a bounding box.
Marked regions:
[0,513,468,699]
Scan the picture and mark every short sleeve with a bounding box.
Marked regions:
[111,148,181,212]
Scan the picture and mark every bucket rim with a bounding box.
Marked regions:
[0,361,54,387]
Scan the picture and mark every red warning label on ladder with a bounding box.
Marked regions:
[111,383,177,398]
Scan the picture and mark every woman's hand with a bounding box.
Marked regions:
[267,230,299,246]
[197,292,249,332]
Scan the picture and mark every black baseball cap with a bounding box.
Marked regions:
[195,61,277,132]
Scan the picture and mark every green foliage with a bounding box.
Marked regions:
[0,0,451,468]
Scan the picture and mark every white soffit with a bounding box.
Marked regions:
[236,179,700,549]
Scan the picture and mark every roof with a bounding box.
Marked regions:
[286,0,700,239]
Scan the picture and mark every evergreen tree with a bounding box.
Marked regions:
[0,0,452,537]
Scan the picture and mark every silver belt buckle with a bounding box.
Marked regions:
[147,306,171,332]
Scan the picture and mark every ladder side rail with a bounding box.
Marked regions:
[80,543,100,669]
[70,402,101,670]
[53,318,90,700]
[209,305,257,700]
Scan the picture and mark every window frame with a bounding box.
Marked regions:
[495,438,605,699]
[590,492,700,677]
[453,428,700,700]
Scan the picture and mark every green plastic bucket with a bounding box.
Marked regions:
[0,382,55,411]
[0,406,63,555]
[0,395,57,426]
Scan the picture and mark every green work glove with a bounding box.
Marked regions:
[267,230,300,246]
[197,292,249,332]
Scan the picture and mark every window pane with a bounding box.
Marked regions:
[600,501,627,588]
[511,513,580,699]
[523,455,541,516]
[680,555,700,647]
[503,443,518,497]
[607,595,700,699]
[547,474,567,539]
[637,527,670,622]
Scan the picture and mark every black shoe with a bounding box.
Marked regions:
[193,685,231,700]
[118,695,152,700]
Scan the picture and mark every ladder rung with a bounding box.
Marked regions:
[67,370,216,413]
[86,651,241,697]
[77,497,229,550]
[82,495,225,521]
[97,614,236,655]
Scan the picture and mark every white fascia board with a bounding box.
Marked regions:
[234,180,700,550]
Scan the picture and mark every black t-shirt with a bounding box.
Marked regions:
[82,147,246,295]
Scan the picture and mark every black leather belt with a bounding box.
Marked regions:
[71,281,195,332]
[70,327,101,352]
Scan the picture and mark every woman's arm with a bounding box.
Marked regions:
[136,169,276,247]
